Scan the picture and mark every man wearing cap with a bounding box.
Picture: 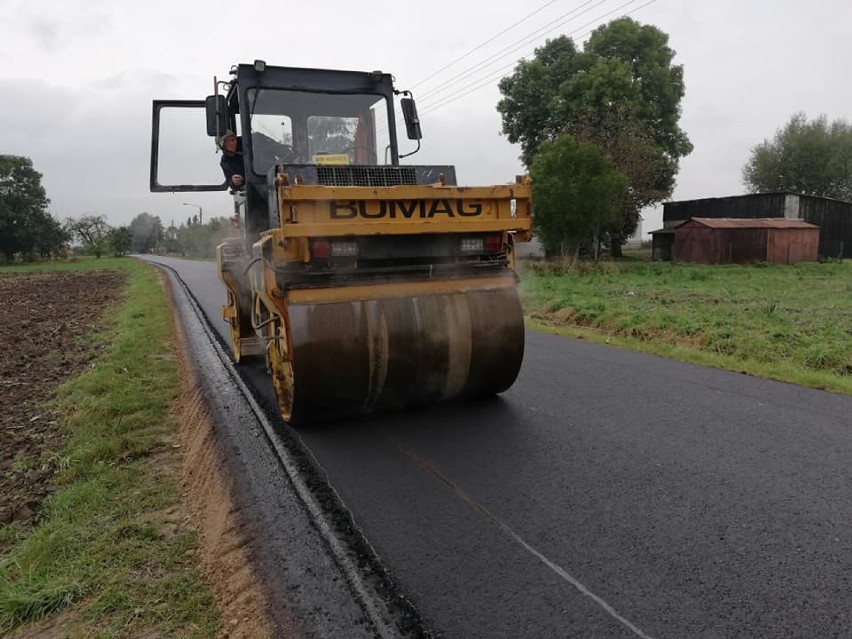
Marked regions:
[219,131,245,189]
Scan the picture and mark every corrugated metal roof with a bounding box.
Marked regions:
[686,217,819,229]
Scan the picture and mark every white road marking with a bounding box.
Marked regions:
[396,440,657,639]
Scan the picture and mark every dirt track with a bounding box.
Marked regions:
[0,270,125,535]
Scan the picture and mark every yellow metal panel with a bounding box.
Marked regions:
[280,275,516,305]
[276,183,532,232]
[277,201,530,233]
[280,218,530,237]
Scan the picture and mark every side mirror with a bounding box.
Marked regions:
[205,95,228,137]
[400,97,422,140]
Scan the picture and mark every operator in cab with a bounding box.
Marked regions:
[218,131,244,189]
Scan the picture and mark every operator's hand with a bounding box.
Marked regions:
[232,174,244,187]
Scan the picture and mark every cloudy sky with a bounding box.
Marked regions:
[2,0,850,235]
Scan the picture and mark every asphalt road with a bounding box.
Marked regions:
[145,255,852,639]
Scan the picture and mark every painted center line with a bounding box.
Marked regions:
[394,439,657,639]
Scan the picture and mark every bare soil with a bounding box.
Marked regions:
[0,270,124,533]
[1,269,275,638]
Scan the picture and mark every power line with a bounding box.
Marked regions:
[377,0,606,130]
[411,0,561,92]
[375,1,580,132]
[380,0,659,146]
[419,0,658,117]
[416,0,623,111]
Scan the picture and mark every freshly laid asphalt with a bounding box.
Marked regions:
[145,256,852,639]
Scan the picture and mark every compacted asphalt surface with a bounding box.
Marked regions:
[146,256,852,639]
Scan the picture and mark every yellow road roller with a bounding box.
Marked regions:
[150,60,531,423]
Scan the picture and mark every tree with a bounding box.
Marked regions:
[129,212,164,253]
[0,155,58,260]
[573,106,679,246]
[65,214,112,258]
[109,226,132,256]
[175,216,235,258]
[497,18,692,252]
[35,215,70,258]
[742,113,852,201]
[530,135,628,258]
[497,36,582,168]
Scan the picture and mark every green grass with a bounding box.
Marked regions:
[0,255,132,273]
[520,259,852,395]
[0,258,219,637]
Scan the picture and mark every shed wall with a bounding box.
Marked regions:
[675,225,770,264]
[664,194,787,226]
[797,196,852,258]
[674,226,720,263]
[766,228,819,264]
[673,223,819,264]
[723,228,768,263]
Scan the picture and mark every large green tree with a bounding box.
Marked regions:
[497,18,692,252]
[0,155,66,260]
[742,113,852,201]
[530,135,628,258]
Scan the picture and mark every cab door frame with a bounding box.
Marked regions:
[150,99,228,192]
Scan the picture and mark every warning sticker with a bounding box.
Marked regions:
[313,154,350,166]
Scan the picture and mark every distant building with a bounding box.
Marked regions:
[656,218,820,264]
[662,193,851,259]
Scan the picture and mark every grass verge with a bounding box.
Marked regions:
[0,258,219,637]
[519,258,852,395]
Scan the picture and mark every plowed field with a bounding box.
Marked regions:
[0,270,125,536]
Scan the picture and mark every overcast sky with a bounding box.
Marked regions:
[2,0,850,235]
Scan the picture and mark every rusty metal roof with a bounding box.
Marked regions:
[685,217,819,229]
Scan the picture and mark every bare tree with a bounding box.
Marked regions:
[65,214,112,258]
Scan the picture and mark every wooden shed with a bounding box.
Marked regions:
[674,218,820,264]
[663,193,850,259]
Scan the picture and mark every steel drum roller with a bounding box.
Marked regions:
[280,287,525,423]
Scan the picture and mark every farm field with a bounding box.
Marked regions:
[0,260,227,638]
[519,258,852,395]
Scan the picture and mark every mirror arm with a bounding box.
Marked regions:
[399,139,420,159]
